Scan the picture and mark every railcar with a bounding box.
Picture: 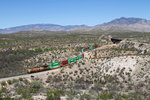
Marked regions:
[89,46,93,50]
[82,48,84,53]
[39,65,50,71]
[60,60,68,67]
[27,65,49,73]
[81,53,84,58]
[84,47,89,49]
[78,55,83,60]
[27,66,40,73]
[68,57,76,64]
[75,56,79,61]
[83,47,89,51]
[49,61,60,69]
[93,45,98,49]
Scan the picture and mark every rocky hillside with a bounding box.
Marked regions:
[0,38,150,99]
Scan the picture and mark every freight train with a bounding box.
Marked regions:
[27,45,99,73]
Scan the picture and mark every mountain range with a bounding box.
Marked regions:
[1,17,150,34]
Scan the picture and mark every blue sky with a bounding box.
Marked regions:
[0,0,150,28]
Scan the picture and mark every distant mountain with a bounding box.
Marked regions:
[100,17,150,26]
[1,17,150,34]
[93,17,150,32]
[0,24,88,34]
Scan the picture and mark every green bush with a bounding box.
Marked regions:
[28,50,34,53]
[7,80,12,85]
[16,87,32,99]
[114,94,129,100]
[0,90,2,98]
[80,93,92,100]
[19,78,23,81]
[44,48,54,51]
[35,48,43,52]
[12,79,19,83]
[23,79,29,85]
[16,80,43,99]
[46,90,65,100]
[97,91,113,100]
[44,48,49,51]
[29,80,43,93]
[0,87,7,98]
[14,50,25,55]
[1,81,7,86]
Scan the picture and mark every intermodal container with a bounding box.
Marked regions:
[60,60,68,67]
[68,57,76,64]
[81,53,84,58]
[89,46,93,50]
[49,61,60,69]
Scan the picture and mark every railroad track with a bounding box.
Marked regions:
[0,44,103,82]
[0,68,60,82]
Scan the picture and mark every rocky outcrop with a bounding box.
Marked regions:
[119,40,150,54]
[98,35,113,44]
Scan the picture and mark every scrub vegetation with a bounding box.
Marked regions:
[0,31,150,99]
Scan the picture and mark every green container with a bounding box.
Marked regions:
[68,57,76,64]
[78,55,82,59]
[75,56,79,61]
[89,46,93,50]
[49,61,60,69]
[82,48,84,53]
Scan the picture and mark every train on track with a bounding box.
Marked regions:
[27,45,99,73]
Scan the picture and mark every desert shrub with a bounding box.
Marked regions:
[97,91,113,100]
[19,77,23,81]
[74,70,78,74]
[115,96,122,100]
[114,94,129,100]
[30,80,43,88]
[28,50,34,53]
[1,87,7,93]
[44,48,49,51]
[46,89,65,100]
[5,95,12,99]
[0,90,2,98]
[99,79,106,85]
[0,87,7,98]
[16,80,43,99]
[29,80,43,93]
[78,63,80,67]
[65,89,78,99]
[1,81,7,86]
[44,48,54,51]
[80,93,92,100]
[7,80,12,85]
[14,50,25,55]
[23,79,30,85]
[16,87,32,99]
[0,87,7,100]
[12,79,19,83]
[35,48,43,52]
[81,62,85,65]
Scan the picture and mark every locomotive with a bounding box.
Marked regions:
[27,44,99,73]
